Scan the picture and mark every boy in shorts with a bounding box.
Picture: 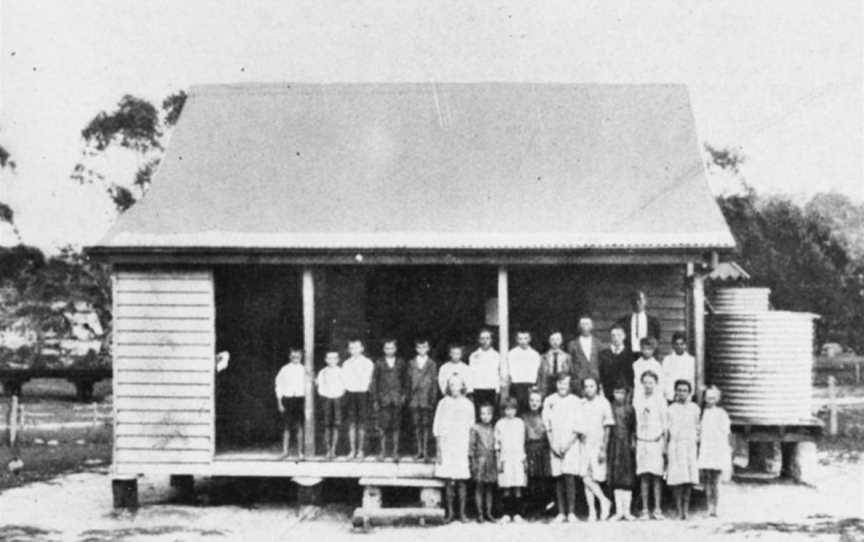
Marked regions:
[275,348,307,458]
[342,339,375,459]
[316,350,345,459]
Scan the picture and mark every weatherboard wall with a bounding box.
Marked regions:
[112,269,215,474]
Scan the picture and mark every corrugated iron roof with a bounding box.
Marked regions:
[92,83,735,253]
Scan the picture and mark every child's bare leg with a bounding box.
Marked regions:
[682,485,692,519]
[709,471,720,516]
[295,424,304,458]
[391,431,400,459]
[652,476,664,517]
[281,428,290,457]
[456,481,468,521]
[583,481,597,519]
[555,477,566,517]
[347,423,357,457]
[330,427,340,458]
[357,427,366,459]
[485,485,495,520]
[583,477,609,519]
[474,482,485,522]
[377,429,386,460]
[640,475,651,516]
[672,486,683,518]
[564,475,576,517]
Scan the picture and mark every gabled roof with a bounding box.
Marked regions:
[91,83,735,256]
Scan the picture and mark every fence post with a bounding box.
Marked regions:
[827,375,838,437]
[7,394,19,447]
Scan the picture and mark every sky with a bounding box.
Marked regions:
[1,0,861,251]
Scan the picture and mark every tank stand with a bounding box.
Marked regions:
[732,421,822,484]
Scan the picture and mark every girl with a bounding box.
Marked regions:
[433,375,475,522]
[666,379,700,520]
[698,386,731,517]
[523,388,551,517]
[542,373,585,523]
[635,370,667,520]
[607,382,637,521]
[495,397,527,523]
[580,377,613,521]
[469,403,497,523]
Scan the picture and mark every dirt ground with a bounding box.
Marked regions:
[0,454,861,542]
[0,381,862,541]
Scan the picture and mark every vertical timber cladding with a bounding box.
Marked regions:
[509,265,686,354]
[585,265,687,355]
[113,269,215,472]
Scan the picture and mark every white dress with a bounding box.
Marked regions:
[433,396,475,480]
[635,393,667,476]
[495,417,526,487]
[698,406,732,472]
[581,395,615,482]
[542,393,585,476]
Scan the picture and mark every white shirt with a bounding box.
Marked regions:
[578,336,594,360]
[274,362,306,398]
[507,346,541,384]
[415,355,429,370]
[662,351,696,401]
[632,357,664,407]
[630,311,648,352]
[439,361,472,394]
[469,347,502,390]
[316,366,345,399]
[341,355,374,392]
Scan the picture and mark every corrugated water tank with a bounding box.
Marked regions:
[707,311,815,424]
[711,287,771,313]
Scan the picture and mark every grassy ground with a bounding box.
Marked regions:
[0,378,112,492]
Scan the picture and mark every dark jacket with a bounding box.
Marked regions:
[536,349,573,396]
[598,346,636,402]
[407,356,438,409]
[616,313,661,352]
[567,335,602,389]
[371,357,407,407]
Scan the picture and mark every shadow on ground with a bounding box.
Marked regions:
[718,516,864,541]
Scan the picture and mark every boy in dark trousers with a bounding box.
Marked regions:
[407,338,438,459]
[371,338,407,460]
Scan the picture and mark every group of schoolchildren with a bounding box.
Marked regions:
[274,317,732,524]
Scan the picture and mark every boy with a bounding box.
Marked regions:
[632,337,664,408]
[342,339,374,459]
[506,330,541,413]
[408,337,438,459]
[275,348,307,459]
[469,328,503,415]
[439,344,472,396]
[316,350,345,459]
[537,330,573,397]
[566,317,601,394]
[371,338,406,460]
[580,376,614,521]
[542,373,585,523]
[599,325,635,402]
[662,331,695,402]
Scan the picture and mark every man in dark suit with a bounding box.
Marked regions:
[616,290,661,355]
[566,316,601,395]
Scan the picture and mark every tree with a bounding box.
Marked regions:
[0,142,20,242]
[708,144,864,352]
[72,91,187,211]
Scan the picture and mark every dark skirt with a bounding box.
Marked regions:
[607,435,636,489]
[472,451,498,483]
[525,439,551,478]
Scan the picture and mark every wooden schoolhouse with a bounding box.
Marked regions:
[88,83,735,508]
